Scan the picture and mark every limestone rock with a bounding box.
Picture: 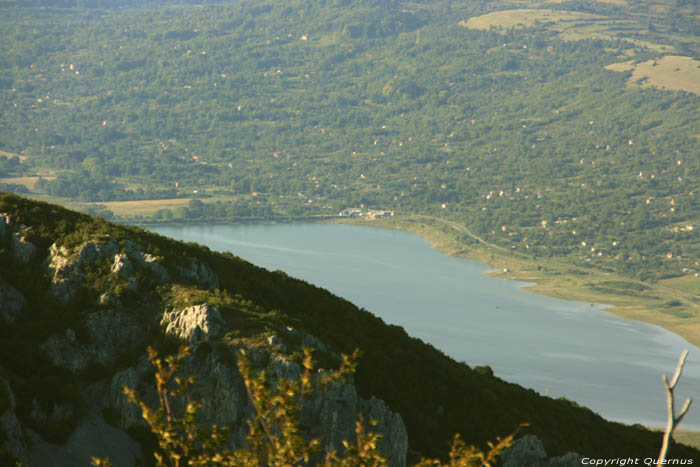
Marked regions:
[123,240,170,282]
[502,434,581,467]
[0,280,26,325]
[177,260,219,290]
[11,230,37,261]
[161,304,224,344]
[111,253,133,279]
[360,396,408,467]
[301,332,328,353]
[183,353,254,447]
[0,212,10,237]
[47,239,119,304]
[548,452,584,467]
[85,309,145,368]
[106,364,149,429]
[42,310,145,374]
[268,353,302,380]
[0,377,30,465]
[140,252,170,282]
[301,374,407,467]
[41,328,92,374]
[29,411,144,467]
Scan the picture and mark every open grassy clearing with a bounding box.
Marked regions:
[674,430,700,450]
[96,198,193,216]
[605,56,700,95]
[0,149,29,162]
[337,215,700,349]
[461,8,671,53]
[0,176,56,190]
[659,275,700,296]
[460,9,605,31]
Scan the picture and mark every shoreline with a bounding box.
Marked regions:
[331,215,700,351]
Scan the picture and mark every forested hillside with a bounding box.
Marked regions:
[1,0,700,278]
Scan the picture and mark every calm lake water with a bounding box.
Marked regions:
[151,222,700,429]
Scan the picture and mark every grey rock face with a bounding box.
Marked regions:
[161,304,224,344]
[0,212,10,237]
[11,230,37,261]
[111,253,133,279]
[42,310,145,374]
[29,411,143,467]
[106,365,148,429]
[0,280,26,325]
[41,328,92,374]
[85,309,144,368]
[302,377,407,467]
[123,240,170,283]
[103,326,408,467]
[502,434,581,467]
[0,377,31,465]
[177,260,219,290]
[360,396,408,467]
[47,239,119,304]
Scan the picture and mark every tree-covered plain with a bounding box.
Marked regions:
[2,0,700,280]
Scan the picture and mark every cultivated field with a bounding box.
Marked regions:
[605,56,700,95]
[0,176,55,190]
[96,198,191,216]
[460,9,605,31]
[460,8,671,52]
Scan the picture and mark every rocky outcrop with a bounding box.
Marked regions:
[85,309,145,367]
[161,304,225,344]
[502,434,581,467]
[11,230,37,261]
[124,240,170,283]
[106,364,149,429]
[47,238,173,303]
[111,253,133,279]
[359,396,408,467]
[177,260,219,290]
[0,377,30,465]
[105,318,408,466]
[30,411,143,467]
[41,328,92,374]
[302,377,407,466]
[0,213,37,262]
[0,280,26,325]
[47,239,120,304]
[42,310,145,373]
[0,212,10,237]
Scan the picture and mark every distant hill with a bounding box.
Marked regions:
[1,0,700,285]
[0,193,698,464]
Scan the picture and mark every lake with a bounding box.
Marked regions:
[151,222,700,429]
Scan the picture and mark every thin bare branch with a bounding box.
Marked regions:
[658,350,693,464]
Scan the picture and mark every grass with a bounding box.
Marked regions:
[658,275,700,296]
[674,430,700,450]
[96,198,192,217]
[461,8,672,56]
[0,176,55,190]
[605,56,700,95]
[0,150,28,162]
[460,9,605,31]
[337,215,700,349]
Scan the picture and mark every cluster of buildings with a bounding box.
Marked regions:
[338,208,395,219]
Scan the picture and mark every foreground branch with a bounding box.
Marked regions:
[658,349,693,464]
